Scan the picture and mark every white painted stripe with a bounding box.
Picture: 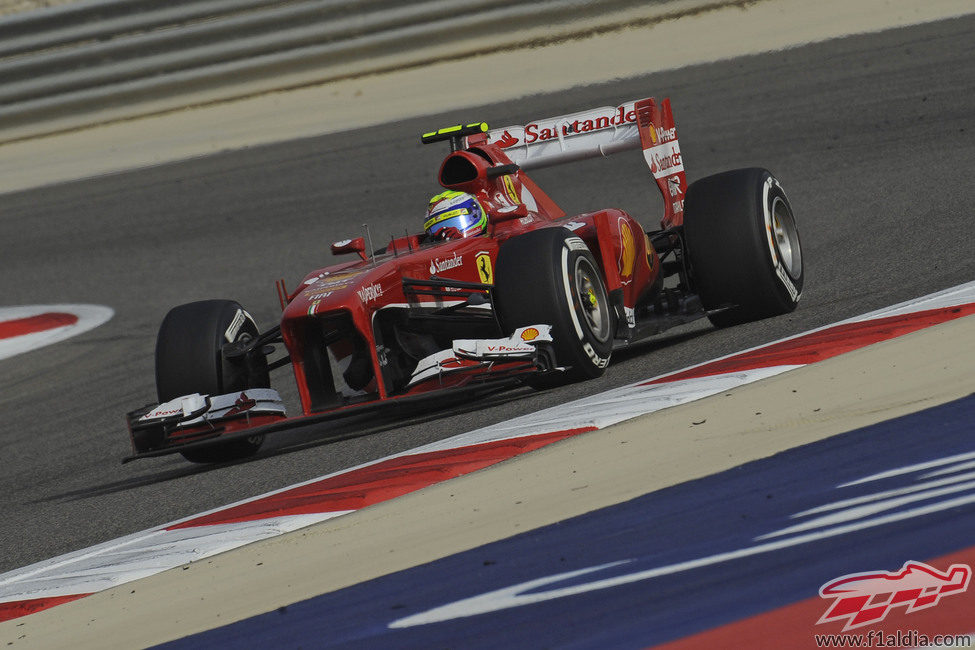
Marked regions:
[924,460,975,479]
[390,491,975,628]
[0,304,113,361]
[0,512,349,604]
[840,450,975,487]
[628,280,975,394]
[794,471,975,517]
[759,479,975,539]
[408,366,799,453]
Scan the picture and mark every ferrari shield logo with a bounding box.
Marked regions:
[618,217,636,285]
[501,175,520,205]
[476,251,493,284]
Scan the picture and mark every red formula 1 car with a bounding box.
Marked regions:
[125,96,803,463]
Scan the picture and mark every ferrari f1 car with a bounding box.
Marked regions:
[125,96,803,463]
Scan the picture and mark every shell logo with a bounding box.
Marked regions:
[618,218,636,283]
[520,327,540,342]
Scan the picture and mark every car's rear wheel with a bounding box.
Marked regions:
[155,299,269,463]
[683,168,803,327]
[494,227,614,387]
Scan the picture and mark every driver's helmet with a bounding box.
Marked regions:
[424,190,487,240]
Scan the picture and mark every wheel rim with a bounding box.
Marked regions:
[771,197,802,279]
[574,257,611,342]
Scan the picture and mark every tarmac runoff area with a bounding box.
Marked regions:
[5,313,972,647]
[0,0,973,194]
[1,0,973,644]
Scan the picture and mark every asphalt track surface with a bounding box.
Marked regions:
[1,15,973,575]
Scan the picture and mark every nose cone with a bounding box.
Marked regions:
[286,265,376,319]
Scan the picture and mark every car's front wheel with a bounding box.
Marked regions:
[155,299,269,463]
[494,227,615,386]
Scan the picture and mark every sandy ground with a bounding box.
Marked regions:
[0,0,75,16]
[0,0,972,194]
[5,313,972,647]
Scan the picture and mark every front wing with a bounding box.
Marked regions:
[124,325,558,462]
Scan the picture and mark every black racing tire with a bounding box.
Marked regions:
[494,227,615,387]
[683,168,803,328]
[155,299,269,463]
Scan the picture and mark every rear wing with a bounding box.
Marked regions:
[468,98,687,227]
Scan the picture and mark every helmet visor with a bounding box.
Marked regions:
[424,205,485,238]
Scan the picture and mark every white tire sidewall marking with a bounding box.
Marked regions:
[762,177,800,303]
[224,308,258,344]
[561,242,610,369]
[561,247,586,340]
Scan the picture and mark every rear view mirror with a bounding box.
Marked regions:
[331,237,368,260]
[491,203,529,222]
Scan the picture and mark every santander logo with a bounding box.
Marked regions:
[523,104,637,144]
[645,142,684,179]
[430,253,464,275]
[489,102,650,150]
[496,130,518,148]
